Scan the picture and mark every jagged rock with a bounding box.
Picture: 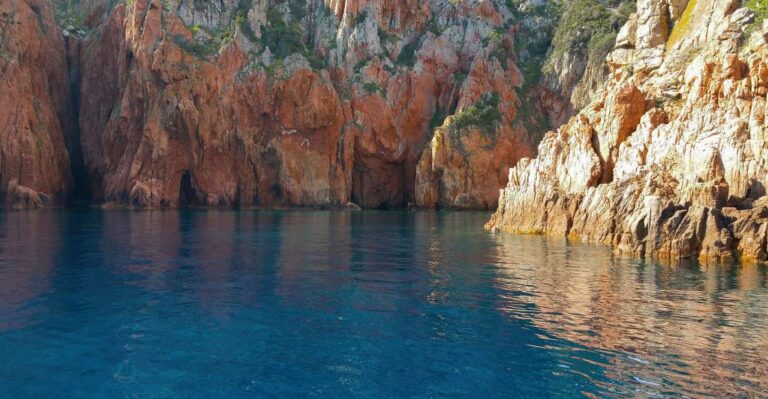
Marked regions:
[176,0,240,29]
[726,205,768,262]
[4,0,602,211]
[542,1,636,117]
[635,0,670,49]
[414,46,533,210]
[66,0,545,210]
[489,0,768,265]
[7,179,51,210]
[616,13,638,49]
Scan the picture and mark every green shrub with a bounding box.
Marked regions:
[546,0,633,70]
[234,0,257,41]
[745,0,768,36]
[173,34,217,58]
[289,0,307,20]
[746,0,768,20]
[262,9,306,58]
[362,82,384,95]
[53,0,87,32]
[175,0,252,59]
[450,92,503,135]
[429,108,447,131]
[504,0,560,88]
[260,7,324,69]
[397,38,422,66]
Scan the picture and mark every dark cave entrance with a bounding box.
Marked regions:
[351,158,409,209]
[178,171,197,208]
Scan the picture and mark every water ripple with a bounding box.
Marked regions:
[0,210,765,398]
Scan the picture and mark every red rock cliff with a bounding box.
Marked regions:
[0,0,622,210]
[0,0,73,209]
[70,0,551,209]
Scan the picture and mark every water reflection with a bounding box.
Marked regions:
[491,233,768,397]
[0,212,60,330]
[0,211,767,397]
[102,211,182,292]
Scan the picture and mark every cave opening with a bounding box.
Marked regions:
[351,158,408,209]
[178,171,197,208]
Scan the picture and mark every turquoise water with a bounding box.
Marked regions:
[0,211,767,398]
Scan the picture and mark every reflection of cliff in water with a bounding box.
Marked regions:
[0,212,62,331]
[490,234,768,397]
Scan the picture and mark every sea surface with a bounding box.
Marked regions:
[0,210,766,398]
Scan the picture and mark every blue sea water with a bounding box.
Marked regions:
[0,210,767,398]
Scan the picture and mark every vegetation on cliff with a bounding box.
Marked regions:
[745,0,768,35]
[746,0,768,19]
[546,0,634,71]
[3,0,632,210]
[450,92,503,136]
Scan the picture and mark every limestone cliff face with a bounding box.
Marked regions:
[488,0,768,264]
[0,0,73,209]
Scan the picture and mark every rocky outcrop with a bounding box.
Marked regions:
[28,0,768,267]
[78,1,349,208]
[414,49,536,210]
[64,0,554,209]
[488,0,768,264]
[2,0,620,210]
[541,0,636,121]
[0,0,74,209]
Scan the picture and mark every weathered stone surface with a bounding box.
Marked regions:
[0,0,73,208]
[488,0,768,264]
[414,45,534,210]
[10,0,764,226]
[69,0,544,209]
[4,0,606,211]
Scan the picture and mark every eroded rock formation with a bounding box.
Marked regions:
[488,0,768,264]
[3,0,637,210]
[0,0,73,209]
[69,0,561,209]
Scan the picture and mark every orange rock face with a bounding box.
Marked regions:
[1,0,573,210]
[415,46,537,210]
[69,0,547,209]
[78,1,350,208]
[0,0,73,208]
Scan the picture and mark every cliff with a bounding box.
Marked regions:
[1,0,586,210]
[488,0,768,264]
[0,0,74,209]
[2,0,641,210]
[11,0,763,247]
